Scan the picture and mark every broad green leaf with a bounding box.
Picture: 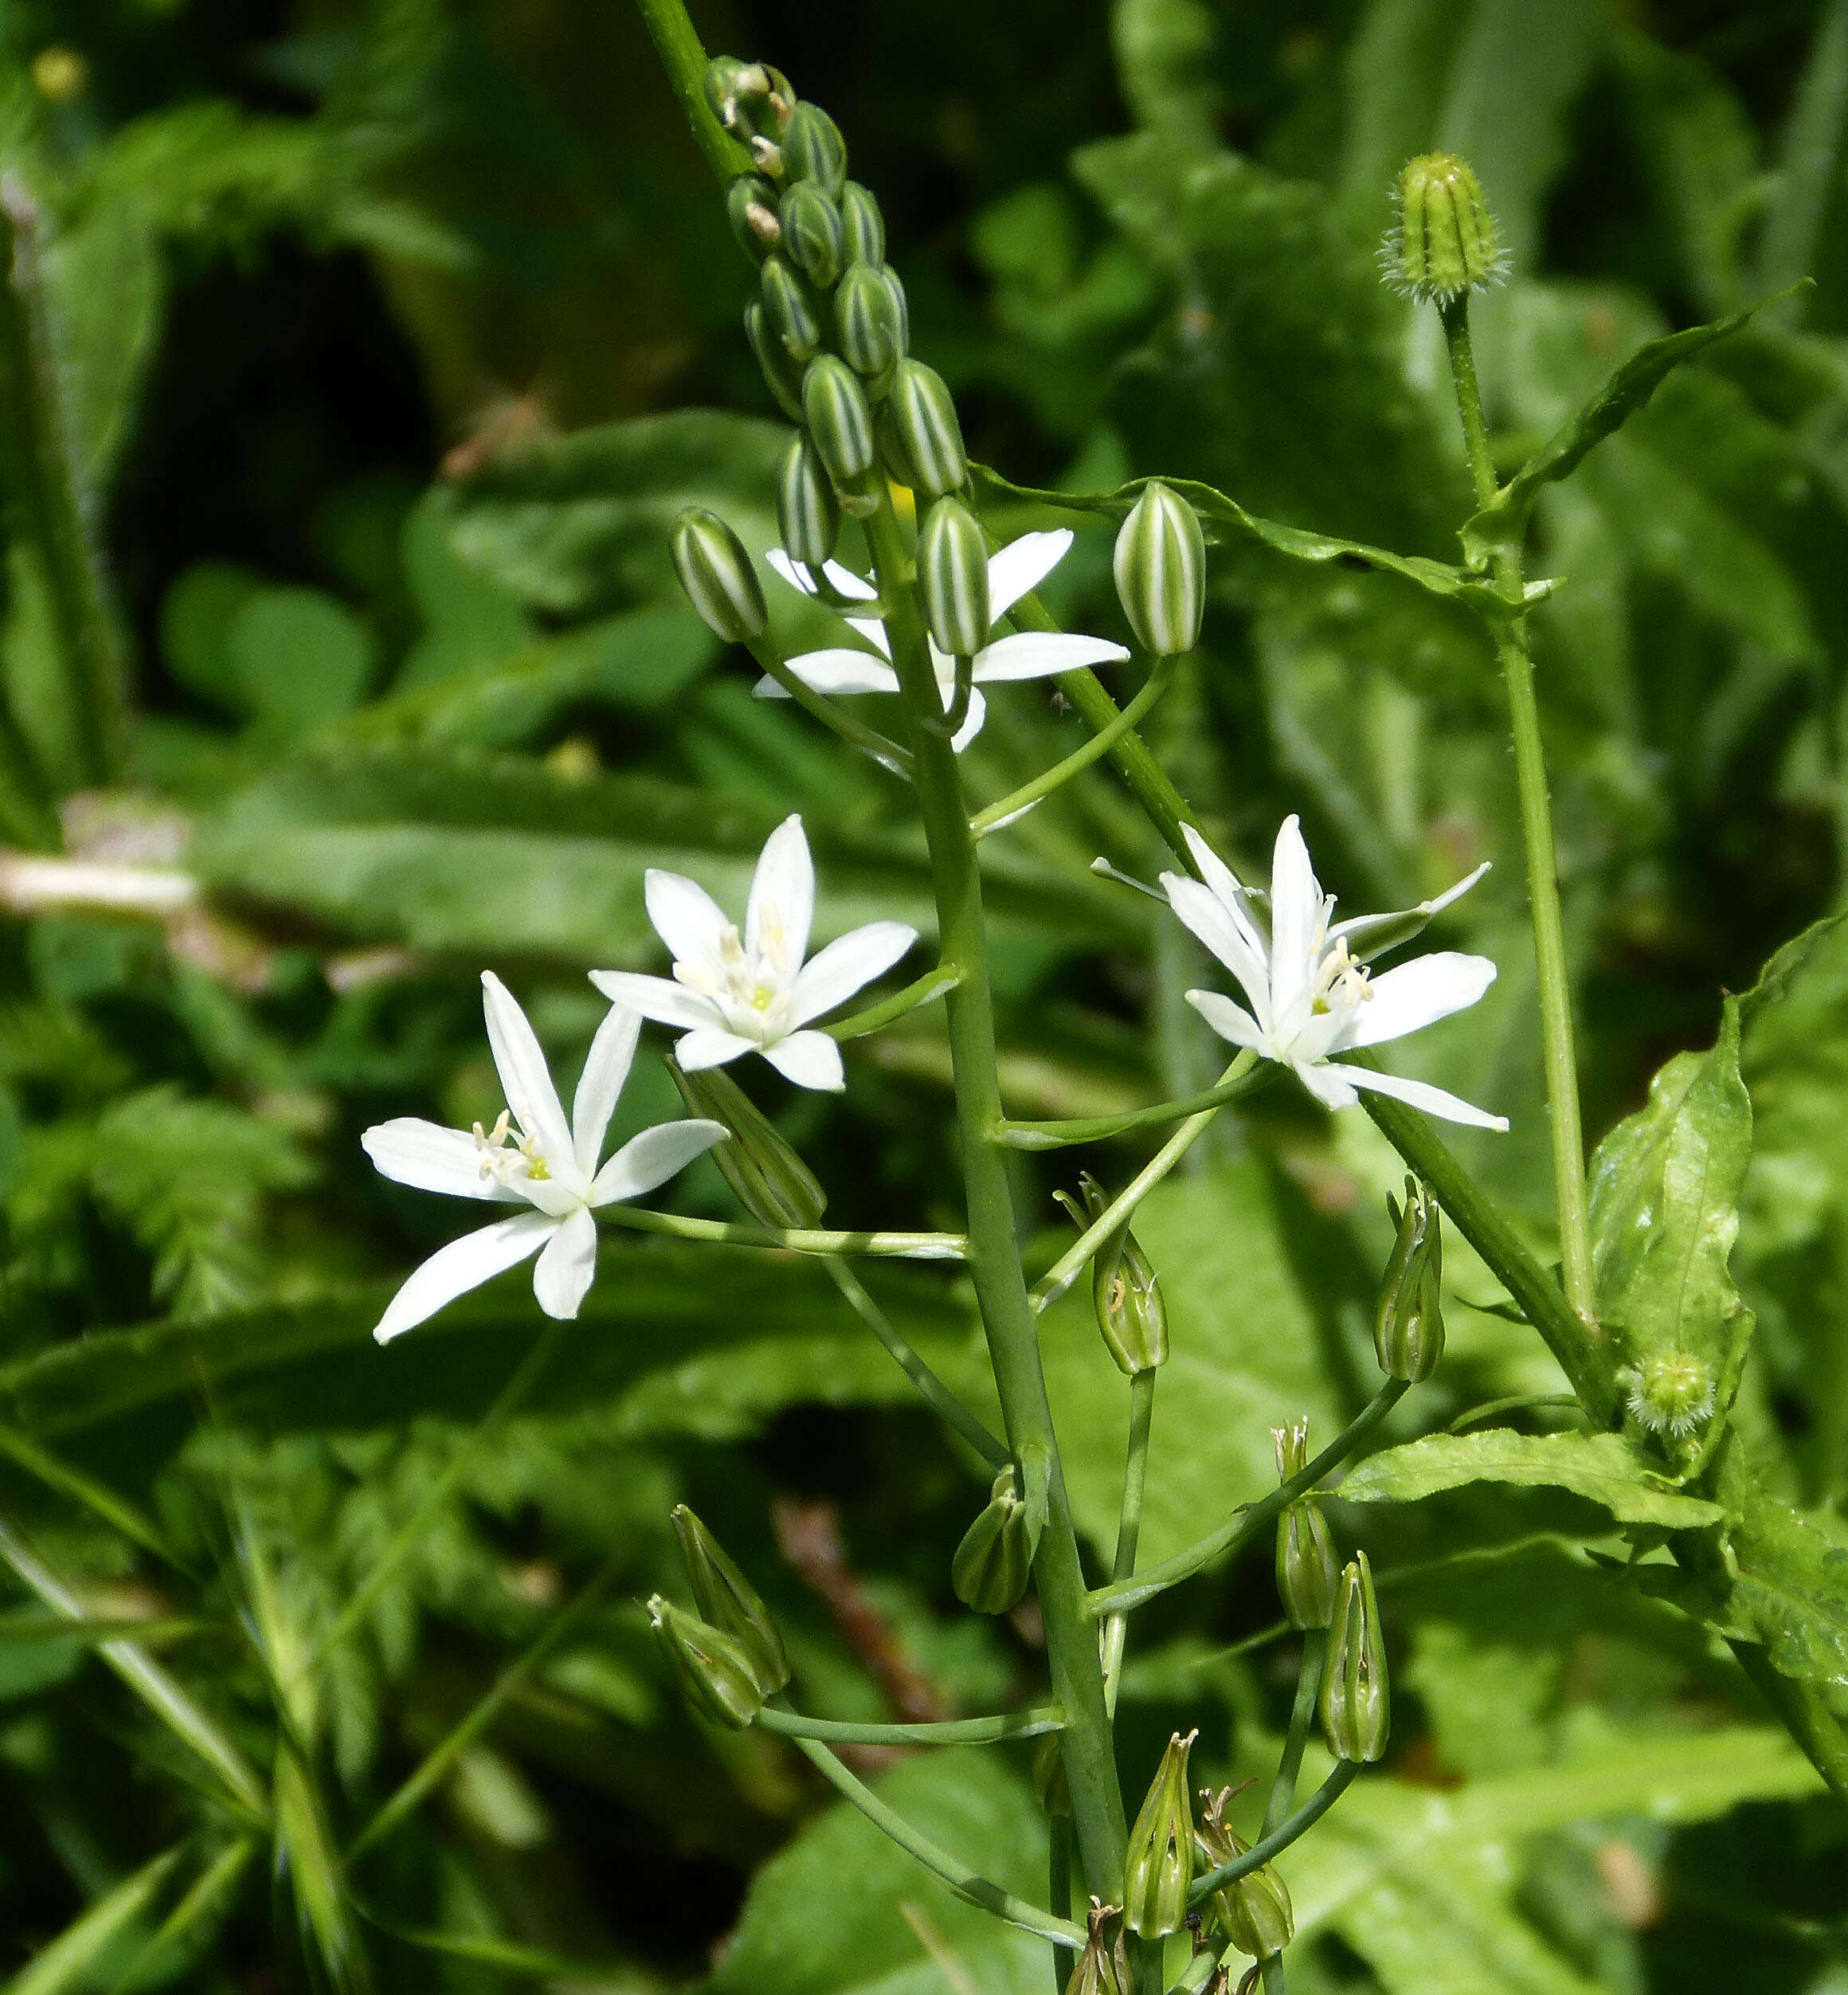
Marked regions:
[1337,1429,1725,1528]
[1729,1489,1848,1685]
[2,1847,180,1995]
[1113,0,1220,144]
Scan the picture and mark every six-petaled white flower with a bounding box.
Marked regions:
[1162,817,1505,1130]
[590,813,915,1093]
[362,974,726,1342]
[757,531,1130,751]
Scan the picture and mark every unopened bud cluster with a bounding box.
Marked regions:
[650,1505,790,1730]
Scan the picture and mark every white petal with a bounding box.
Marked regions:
[592,1118,728,1204]
[820,559,878,602]
[1326,862,1494,954]
[1180,823,1259,927]
[1184,988,1267,1052]
[1334,953,1498,1051]
[1323,1060,1509,1131]
[790,921,917,1027]
[845,617,893,656]
[987,530,1072,618]
[781,648,902,696]
[481,974,573,1167]
[573,1002,640,1175]
[373,1212,554,1343]
[1294,1060,1361,1111]
[950,686,988,752]
[1266,817,1323,1019]
[753,673,791,700]
[970,632,1130,683]
[362,1119,518,1203]
[767,548,819,597]
[676,1025,759,1071]
[761,1029,845,1091]
[644,869,732,978]
[589,970,719,1032]
[531,1205,598,1319]
[1163,875,1272,1026]
[747,814,814,976]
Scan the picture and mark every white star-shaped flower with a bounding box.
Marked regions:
[590,813,916,1092]
[362,975,726,1342]
[757,531,1130,751]
[1162,817,1505,1130]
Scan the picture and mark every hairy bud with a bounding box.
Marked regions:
[773,433,842,570]
[671,508,767,644]
[1196,1787,1294,1959]
[649,1595,765,1730]
[1375,1177,1443,1383]
[1113,481,1205,657]
[1273,1423,1338,1629]
[779,181,844,288]
[1065,1901,1132,1995]
[760,254,822,363]
[781,102,848,197]
[670,1504,790,1697]
[1054,1174,1167,1376]
[951,1464,1036,1614]
[886,359,967,497]
[836,263,908,378]
[803,354,875,484]
[1386,153,1505,304]
[667,1053,826,1231]
[1320,1551,1389,1763]
[726,174,782,263]
[1623,1348,1717,1440]
[1122,1730,1196,1936]
[840,180,886,266]
[918,497,992,658]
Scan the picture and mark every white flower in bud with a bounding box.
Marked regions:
[1113,482,1205,657]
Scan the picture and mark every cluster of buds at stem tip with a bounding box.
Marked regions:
[1196,1785,1294,1960]
[1273,1421,1339,1629]
[1375,1177,1443,1383]
[1054,1174,1168,1375]
[665,1054,826,1229]
[1064,1900,1132,1995]
[671,508,768,645]
[1320,1550,1389,1762]
[1383,152,1507,305]
[1122,1730,1196,1936]
[649,1507,791,1730]
[1113,481,1205,657]
[951,1462,1038,1614]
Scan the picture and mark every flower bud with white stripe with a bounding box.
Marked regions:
[836,262,907,378]
[779,181,843,288]
[1113,481,1205,656]
[744,301,805,420]
[803,354,875,484]
[781,102,847,197]
[760,254,821,363]
[918,497,991,659]
[886,358,966,496]
[776,434,841,569]
[671,508,767,643]
[726,174,781,262]
[840,180,885,266]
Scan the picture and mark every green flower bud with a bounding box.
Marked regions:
[1320,1551,1389,1763]
[667,1053,827,1231]
[774,433,842,570]
[1623,1348,1717,1441]
[1122,1730,1196,1937]
[703,59,795,159]
[836,263,908,378]
[1273,1423,1338,1630]
[1196,1787,1294,1959]
[1375,1177,1443,1383]
[1054,1174,1168,1376]
[649,1595,765,1730]
[1113,481,1205,657]
[802,354,875,484]
[840,180,886,266]
[951,1464,1037,1614]
[670,1504,789,1695]
[1065,1900,1132,1995]
[744,300,805,421]
[1386,153,1505,304]
[779,181,844,288]
[918,496,992,658]
[886,359,967,497]
[726,174,782,263]
[671,508,767,644]
[781,102,848,198]
[760,255,822,363]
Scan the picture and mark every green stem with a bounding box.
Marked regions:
[758,1703,1062,1745]
[1439,296,1596,1330]
[630,0,751,182]
[599,1205,966,1259]
[1102,1369,1156,1717]
[1187,1761,1359,1906]
[1048,1813,1077,1995]
[1000,1054,1265,1150]
[1262,1627,1325,1839]
[825,964,961,1042]
[747,637,914,778]
[1087,1382,1408,1617]
[790,1734,1088,1947]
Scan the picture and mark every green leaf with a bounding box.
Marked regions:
[1,1847,181,1995]
[1337,1429,1726,1527]
[1729,1490,1848,1685]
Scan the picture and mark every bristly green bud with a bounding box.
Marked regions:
[1385,153,1505,304]
[744,301,805,421]
[726,174,782,264]
[1065,1900,1132,1995]
[760,255,822,363]
[1320,1551,1389,1763]
[670,1504,790,1695]
[781,102,848,198]
[918,496,991,658]
[649,1595,765,1730]
[1054,1174,1168,1376]
[836,263,907,378]
[774,433,841,570]
[1273,1422,1338,1629]
[1113,481,1205,657]
[951,1464,1036,1614]
[668,1052,826,1231]
[779,182,844,288]
[1196,1787,1294,1959]
[1374,1177,1443,1383]
[840,180,885,266]
[671,508,767,644]
[802,354,875,484]
[1623,1348,1717,1441]
[1122,1730,1196,1936]
[886,359,967,497]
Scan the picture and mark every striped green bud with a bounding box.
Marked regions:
[781,102,847,198]
[1113,481,1205,657]
[836,262,907,378]
[1196,1788,1293,1960]
[649,1595,765,1730]
[671,508,766,643]
[918,497,991,658]
[1065,1901,1132,1995]
[1122,1730,1196,1937]
[1055,1173,1168,1377]
[670,1504,790,1695]
[744,300,805,421]
[802,354,875,484]
[951,1464,1036,1614]
[886,359,966,497]
[726,174,782,263]
[1320,1552,1389,1763]
[1387,153,1504,304]
[1273,1425,1338,1630]
[667,1054,827,1231]
[760,255,821,363]
[779,181,844,288]
[773,433,841,570]
[1375,1177,1443,1383]
[840,180,885,266]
